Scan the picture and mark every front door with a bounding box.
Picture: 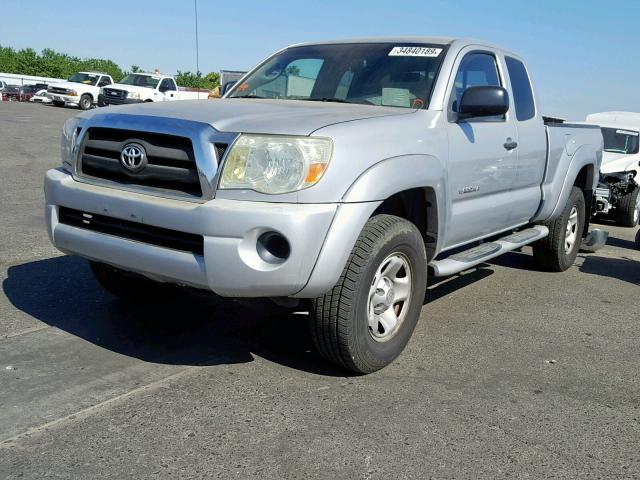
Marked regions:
[444,50,519,248]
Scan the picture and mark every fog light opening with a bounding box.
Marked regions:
[257,231,291,264]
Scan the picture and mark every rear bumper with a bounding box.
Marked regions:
[45,168,345,297]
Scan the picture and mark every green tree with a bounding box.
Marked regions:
[0,45,123,81]
[175,70,220,89]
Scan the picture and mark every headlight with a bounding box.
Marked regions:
[61,117,81,172]
[99,87,104,96]
[127,91,140,99]
[219,135,333,194]
[68,89,78,96]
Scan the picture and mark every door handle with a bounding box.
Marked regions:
[503,138,518,150]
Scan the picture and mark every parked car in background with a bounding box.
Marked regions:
[98,72,204,106]
[45,37,603,373]
[30,89,52,104]
[1,85,20,101]
[585,112,640,227]
[18,84,41,102]
[48,72,114,110]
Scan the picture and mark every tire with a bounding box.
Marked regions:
[52,100,65,107]
[89,261,174,302]
[79,94,92,110]
[533,187,585,272]
[615,186,640,227]
[636,229,640,249]
[309,215,428,374]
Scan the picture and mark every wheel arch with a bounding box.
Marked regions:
[341,154,446,259]
[295,155,446,297]
[534,144,599,223]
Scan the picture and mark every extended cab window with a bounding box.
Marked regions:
[505,57,535,121]
[452,52,501,112]
[228,43,447,109]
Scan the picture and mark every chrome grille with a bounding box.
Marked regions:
[48,86,70,94]
[103,88,126,99]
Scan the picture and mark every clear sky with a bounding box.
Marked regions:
[2,0,638,119]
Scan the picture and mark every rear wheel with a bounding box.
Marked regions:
[533,187,585,272]
[79,94,92,110]
[309,215,427,374]
[615,186,640,227]
[89,261,174,302]
[52,100,65,107]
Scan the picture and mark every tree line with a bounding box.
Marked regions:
[0,45,220,89]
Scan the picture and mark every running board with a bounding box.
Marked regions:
[429,226,549,277]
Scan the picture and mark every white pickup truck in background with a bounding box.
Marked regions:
[47,72,114,110]
[585,112,640,227]
[98,73,205,106]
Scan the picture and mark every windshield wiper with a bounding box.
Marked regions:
[233,94,266,99]
[306,97,352,104]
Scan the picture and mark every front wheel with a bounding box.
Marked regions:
[615,186,640,227]
[309,215,428,374]
[533,186,585,272]
[79,94,92,110]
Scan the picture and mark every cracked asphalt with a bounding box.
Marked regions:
[1,102,639,479]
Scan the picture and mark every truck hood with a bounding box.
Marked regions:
[50,81,94,92]
[601,151,640,174]
[85,98,415,135]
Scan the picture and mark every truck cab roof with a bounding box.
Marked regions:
[585,111,640,131]
[292,36,520,57]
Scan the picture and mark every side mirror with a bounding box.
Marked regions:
[458,86,509,119]
[221,81,237,96]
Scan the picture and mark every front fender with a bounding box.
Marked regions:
[342,154,447,251]
[294,154,446,298]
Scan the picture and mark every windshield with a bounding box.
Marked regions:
[228,43,447,108]
[119,74,161,89]
[67,73,100,86]
[601,127,639,154]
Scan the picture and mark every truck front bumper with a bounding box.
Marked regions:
[49,94,80,105]
[44,168,347,298]
[98,94,144,106]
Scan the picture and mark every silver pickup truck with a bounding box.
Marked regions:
[45,37,602,373]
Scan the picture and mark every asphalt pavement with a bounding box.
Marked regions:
[1,101,639,479]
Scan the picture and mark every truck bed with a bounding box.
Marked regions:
[533,122,602,222]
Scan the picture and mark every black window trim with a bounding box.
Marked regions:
[447,49,507,123]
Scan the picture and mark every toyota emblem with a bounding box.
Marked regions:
[120,143,147,172]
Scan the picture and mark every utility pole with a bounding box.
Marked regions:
[194,0,201,98]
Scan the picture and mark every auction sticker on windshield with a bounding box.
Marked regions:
[389,46,443,57]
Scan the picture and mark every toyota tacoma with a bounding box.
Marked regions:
[45,37,603,373]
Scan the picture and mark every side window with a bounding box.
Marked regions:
[452,52,501,111]
[160,79,176,91]
[505,57,535,121]
[98,77,112,87]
